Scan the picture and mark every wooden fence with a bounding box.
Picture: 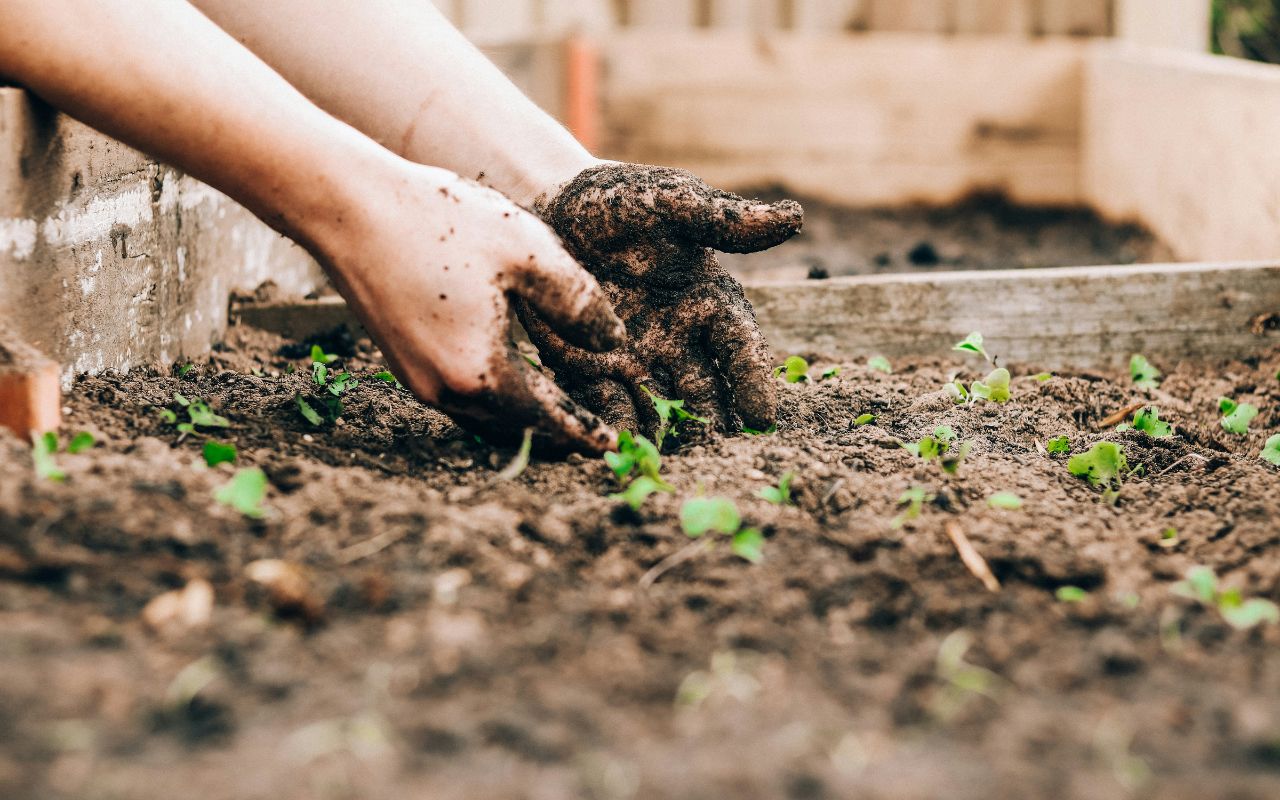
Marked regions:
[440,0,1117,42]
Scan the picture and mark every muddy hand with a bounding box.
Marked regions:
[519,163,803,436]
[318,164,625,455]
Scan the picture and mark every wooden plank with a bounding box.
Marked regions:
[1037,0,1110,37]
[954,0,1032,34]
[1082,46,1280,262]
[789,0,866,32]
[866,0,952,33]
[233,262,1280,371]
[601,33,1086,207]
[707,0,782,31]
[1114,0,1208,51]
[625,0,698,28]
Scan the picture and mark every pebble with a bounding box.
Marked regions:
[244,560,324,623]
[142,578,214,636]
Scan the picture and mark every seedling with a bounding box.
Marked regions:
[298,359,359,426]
[214,467,269,519]
[854,413,875,427]
[1263,434,1280,466]
[867,356,893,374]
[945,380,969,405]
[903,426,971,474]
[679,497,764,563]
[741,424,777,436]
[820,366,841,381]
[1115,406,1172,438]
[1032,372,1053,383]
[1159,527,1179,549]
[1129,354,1160,390]
[774,356,810,383]
[202,440,238,467]
[757,472,794,506]
[1056,586,1088,602]
[953,332,990,362]
[1218,397,1258,435]
[1067,442,1131,491]
[608,475,672,511]
[31,432,65,482]
[161,393,231,437]
[604,431,667,486]
[493,428,533,482]
[310,344,339,365]
[372,370,404,390]
[932,630,1004,721]
[178,363,195,377]
[987,492,1022,510]
[970,367,1011,404]
[641,386,709,447]
[67,431,95,454]
[1172,565,1280,630]
[892,486,934,529]
[1046,436,1071,454]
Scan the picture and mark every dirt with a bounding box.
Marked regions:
[719,192,1175,282]
[4,320,1280,800]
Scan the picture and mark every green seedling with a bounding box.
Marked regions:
[1067,442,1130,491]
[1218,397,1258,435]
[178,363,195,377]
[31,431,65,482]
[67,431,96,454]
[1159,527,1179,549]
[820,366,841,381]
[493,428,533,482]
[372,370,404,389]
[1032,372,1054,383]
[310,344,339,365]
[1056,586,1088,603]
[1116,406,1172,438]
[1263,434,1280,466]
[757,472,794,506]
[298,359,358,426]
[604,430,667,486]
[932,630,1004,721]
[945,380,969,405]
[774,355,810,383]
[953,332,990,362]
[742,424,777,436]
[214,467,268,519]
[679,497,764,563]
[854,413,875,427]
[202,440,238,467]
[1046,436,1071,454]
[970,367,1011,404]
[987,492,1022,510]
[867,356,893,374]
[641,386,709,447]
[1172,565,1280,630]
[903,426,971,474]
[164,392,231,436]
[608,475,672,511]
[892,486,934,529]
[1130,354,1160,390]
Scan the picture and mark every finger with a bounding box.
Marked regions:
[513,247,625,353]
[670,356,727,433]
[652,175,804,254]
[575,378,641,435]
[442,352,617,456]
[706,291,778,432]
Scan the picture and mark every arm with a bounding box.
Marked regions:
[189,0,596,206]
[0,0,624,453]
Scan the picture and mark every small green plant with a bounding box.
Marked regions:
[867,356,893,374]
[953,332,990,362]
[757,472,794,505]
[903,426,972,474]
[372,370,404,389]
[31,431,97,481]
[742,424,777,436]
[215,467,269,518]
[970,367,1011,404]
[310,344,339,365]
[1032,372,1054,383]
[161,393,231,436]
[298,353,359,426]
[1218,397,1258,435]
[178,363,195,377]
[641,386,709,446]
[67,431,96,454]
[854,413,875,427]
[202,440,238,467]
[1263,434,1280,465]
[679,497,764,563]
[1046,435,1071,454]
[1068,442,1129,488]
[1056,586,1088,602]
[945,380,969,405]
[774,355,810,383]
[820,366,841,381]
[604,431,666,485]
[987,492,1022,510]
[1130,354,1161,390]
[932,630,1004,721]
[1159,527,1180,549]
[1116,406,1172,438]
[892,486,934,529]
[1172,565,1280,630]
[608,475,672,511]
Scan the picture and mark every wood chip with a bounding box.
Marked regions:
[1097,401,1147,429]
[945,521,1001,593]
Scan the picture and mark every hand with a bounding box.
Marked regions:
[317,163,625,454]
[518,163,803,437]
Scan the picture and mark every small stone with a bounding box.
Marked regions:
[142,578,214,636]
[244,560,323,624]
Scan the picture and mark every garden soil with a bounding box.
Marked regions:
[3,317,1280,800]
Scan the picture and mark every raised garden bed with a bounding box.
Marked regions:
[4,321,1280,799]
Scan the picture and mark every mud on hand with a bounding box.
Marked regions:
[518,162,803,438]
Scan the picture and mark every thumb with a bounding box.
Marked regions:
[663,183,804,254]
[513,247,625,353]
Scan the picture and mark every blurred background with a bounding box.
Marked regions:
[1214,0,1280,61]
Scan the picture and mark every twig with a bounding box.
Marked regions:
[1097,401,1147,429]
[491,427,534,483]
[637,539,709,590]
[1154,452,1209,478]
[945,521,1001,593]
[335,528,412,565]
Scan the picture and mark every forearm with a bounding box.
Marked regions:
[0,0,396,255]
[189,0,596,206]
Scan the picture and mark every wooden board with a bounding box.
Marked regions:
[1083,46,1280,263]
[233,262,1280,372]
[601,33,1086,207]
